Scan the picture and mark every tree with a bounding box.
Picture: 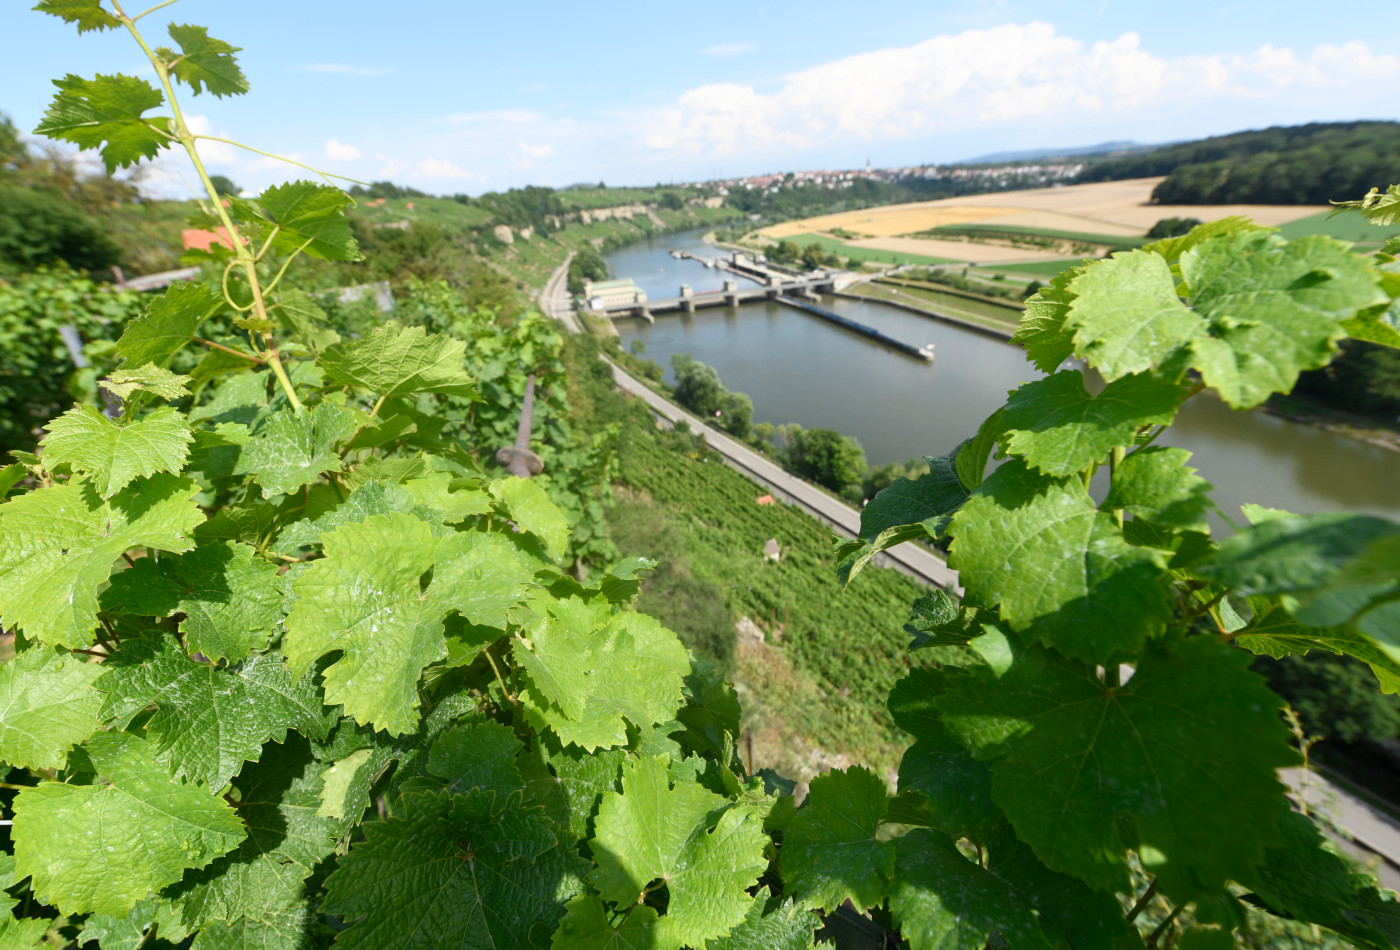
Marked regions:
[670,354,753,438]
[207,174,239,196]
[0,186,120,275]
[1147,217,1202,239]
[787,427,868,494]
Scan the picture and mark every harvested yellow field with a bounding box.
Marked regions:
[761,179,1329,261]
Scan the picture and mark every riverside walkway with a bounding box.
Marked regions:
[541,257,958,591]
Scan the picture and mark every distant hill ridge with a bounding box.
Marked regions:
[960,140,1149,165]
[1073,120,1400,205]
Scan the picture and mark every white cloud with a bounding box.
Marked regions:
[645,23,1400,159]
[184,115,238,164]
[417,157,477,181]
[324,138,361,163]
[519,142,554,160]
[700,42,757,57]
[293,63,394,76]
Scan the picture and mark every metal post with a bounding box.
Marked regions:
[495,372,544,478]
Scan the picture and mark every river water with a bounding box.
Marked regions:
[608,230,1400,522]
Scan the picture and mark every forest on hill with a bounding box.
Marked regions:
[1076,120,1400,204]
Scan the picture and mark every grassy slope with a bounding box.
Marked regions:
[616,427,922,777]
[850,280,1023,332]
[1278,210,1398,246]
[781,232,959,266]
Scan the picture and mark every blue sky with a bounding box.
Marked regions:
[2,0,1397,196]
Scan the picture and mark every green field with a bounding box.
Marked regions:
[978,257,1093,278]
[924,222,1142,249]
[784,232,959,266]
[1278,209,1399,245]
[852,280,1022,332]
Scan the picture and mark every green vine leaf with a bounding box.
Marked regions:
[999,370,1185,477]
[97,633,332,790]
[551,895,659,950]
[164,24,249,98]
[233,402,364,498]
[954,410,1003,493]
[1065,251,1201,380]
[946,459,1173,664]
[285,513,537,735]
[320,324,476,399]
[783,766,893,912]
[514,599,691,751]
[34,73,172,173]
[890,669,1001,843]
[323,789,577,950]
[101,540,285,662]
[0,646,103,771]
[13,730,245,917]
[1101,446,1214,531]
[101,363,193,401]
[41,405,194,498]
[1011,265,1085,374]
[1245,810,1400,950]
[232,181,361,262]
[1183,232,1386,407]
[116,283,228,369]
[33,0,120,33]
[887,829,1052,950]
[707,886,819,950]
[938,636,1296,900]
[1234,596,1400,692]
[589,756,768,950]
[491,476,570,560]
[170,737,345,930]
[0,474,204,648]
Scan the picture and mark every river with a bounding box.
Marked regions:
[607,229,1400,523]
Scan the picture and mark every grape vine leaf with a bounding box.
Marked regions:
[1245,810,1400,950]
[491,476,570,560]
[887,830,1052,950]
[78,898,189,950]
[707,886,818,950]
[1192,512,1400,600]
[97,635,332,790]
[117,284,228,369]
[33,0,120,32]
[0,474,203,648]
[397,719,525,804]
[34,73,172,172]
[0,647,103,771]
[41,405,194,498]
[1183,232,1386,407]
[589,757,768,950]
[999,370,1185,477]
[12,730,245,917]
[102,540,284,662]
[101,363,193,401]
[271,479,418,554]
[320,325,476,400]
[946,459,1173,664]
[170,737,345,929]
[1334,184,1400,227]
[164,24,248,98]
[983,824,1141,950]
[543,740,628,841]
[285,514,537,734]
[0,916,50,949]
[1064,251,1200,381]
[1101,446,1214,531]
[551,895,659,950]
[1143,216,1264,264]
[1011,266,1085,374]
[857,444,967,548]
[514,600,691,751]
[784,766,893,912]
[233,182,361,262]
[954,410,1003,492]
[234,402,363,498]
[938,636,1296,900]
[891,669,1001,843]
[1235,596,1400,693]
[188,900,315,950]
[323,789,577,950]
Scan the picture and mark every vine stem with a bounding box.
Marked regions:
[113,1,303,411]
[196,338,264,363]
[193,135,366,187]
[1125,877,1158,923]
[484,648,518,708]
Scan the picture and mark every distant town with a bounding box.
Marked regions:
[701,160,1086,195]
